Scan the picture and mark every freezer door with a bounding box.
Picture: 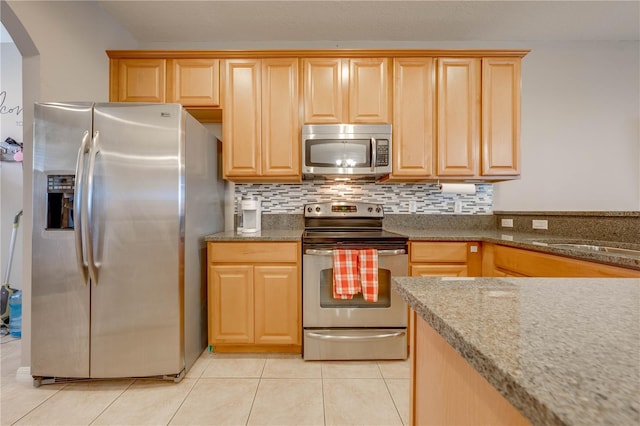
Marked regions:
[88,103,184,378]
[31,102,93,378]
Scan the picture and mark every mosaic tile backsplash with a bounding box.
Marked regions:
[235,182,493,214]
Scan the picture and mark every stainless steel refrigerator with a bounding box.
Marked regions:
[31,102,223,384]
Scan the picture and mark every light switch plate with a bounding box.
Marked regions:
[408,200,417,213]
[532,219,548,230]
[501,218,513,228]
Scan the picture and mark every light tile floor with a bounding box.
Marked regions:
[1,335,409,425]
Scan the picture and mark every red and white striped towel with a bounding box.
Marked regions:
[359,248,379,302]
[333,249,361,299]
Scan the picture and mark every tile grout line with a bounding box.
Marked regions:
[165,375,200,425]
[320,361,327,426]
[244,357,267,425]
[87,379,136,426]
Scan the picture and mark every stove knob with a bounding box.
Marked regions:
[376,207,381,213]
[368,207,373,212]
[307,207,312,213]
[315,206,321,212]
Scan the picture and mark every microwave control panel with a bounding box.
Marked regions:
[375,139,389,166]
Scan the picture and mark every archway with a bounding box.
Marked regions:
[1,0,39,373]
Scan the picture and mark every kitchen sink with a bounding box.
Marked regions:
[534,242,640,256]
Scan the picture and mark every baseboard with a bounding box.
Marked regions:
[16,366,31,382]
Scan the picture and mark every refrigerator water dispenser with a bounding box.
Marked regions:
[46,175,75,229]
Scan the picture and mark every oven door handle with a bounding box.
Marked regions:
[304,248,406,256]
[306,330,405,341]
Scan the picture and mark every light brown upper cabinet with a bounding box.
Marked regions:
[167,58,220,106]
[222,58,300,181]
[303,58,391,124]
[436,58,482,177]
[110,57,221,108]
[435,56,522,179]
[107,50,526,182]
[481,58,521,176]
[114,59,167,103]
[391,58,436,179]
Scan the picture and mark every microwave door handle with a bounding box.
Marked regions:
[370,137,377,172]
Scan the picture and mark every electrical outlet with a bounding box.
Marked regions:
[501,218,513,228]
[532,219,548,230]
[408,200,417,213]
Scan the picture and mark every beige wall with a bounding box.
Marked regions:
[492,41,639,212]
[1,39,24,291]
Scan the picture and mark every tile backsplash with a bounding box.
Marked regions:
[235,182,493,214]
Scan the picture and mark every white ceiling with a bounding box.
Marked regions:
[97,0,640,44]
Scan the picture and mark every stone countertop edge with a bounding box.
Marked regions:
[204,229,302,241]
[391,277,640,426]
[392,279,558,425]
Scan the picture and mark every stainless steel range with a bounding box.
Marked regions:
[302,201,409,360]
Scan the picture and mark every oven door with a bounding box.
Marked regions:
[302,249,408,328]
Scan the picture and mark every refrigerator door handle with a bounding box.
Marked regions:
[74,131,91,284]
[84,130,100,285]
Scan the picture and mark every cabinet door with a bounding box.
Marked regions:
[482,58,521,176]
[223,59,261,177]
[349,58,391,123]
[209,265,254,344]
[168,58,220,106]
[303,58,347,123]
[261,58,300,179]
[116,59,166,102]
[411,265,468,277]
[254,265,300,345]
[436,58,481,177]
[392,58,436,179]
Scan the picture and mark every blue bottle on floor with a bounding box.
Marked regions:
[9,290,21,338]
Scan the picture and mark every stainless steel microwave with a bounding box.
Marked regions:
[301,124,392,180]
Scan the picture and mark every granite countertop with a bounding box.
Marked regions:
[392,276,640,426]
[204,229,302,242]
[204,227,640,270]
[384,227,640,271]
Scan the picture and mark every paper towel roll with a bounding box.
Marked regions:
[439,183,476,194]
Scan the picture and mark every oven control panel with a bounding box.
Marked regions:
[304,202,384,218]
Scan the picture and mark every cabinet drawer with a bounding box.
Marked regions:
[411,242,469,263]
[411,264,468,277]
[208,242,299,263]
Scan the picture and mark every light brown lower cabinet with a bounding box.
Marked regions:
[409,241,482,277]
[207,241,301,352]
[483,243,640,278]
[409,310,530,426]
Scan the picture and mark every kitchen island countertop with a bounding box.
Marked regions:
[393,276,640,426]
